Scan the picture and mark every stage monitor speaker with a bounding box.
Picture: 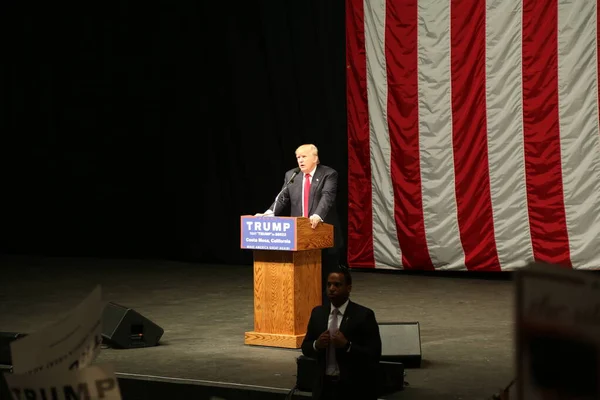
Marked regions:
[379,322,422,367]
[102,302,164,349]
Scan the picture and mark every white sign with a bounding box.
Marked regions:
[5,363,121,400]
[10,285,104,375]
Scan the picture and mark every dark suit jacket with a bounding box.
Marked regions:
[269,164,343,250]
[301,300,382,400]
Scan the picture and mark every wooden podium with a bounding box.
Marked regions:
[240,215,333,348]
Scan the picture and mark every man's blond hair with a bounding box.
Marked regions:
[295,144,319,163]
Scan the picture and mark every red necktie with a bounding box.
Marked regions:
[303,174,311,217]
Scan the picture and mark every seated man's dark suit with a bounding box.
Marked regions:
[301,300,382,400]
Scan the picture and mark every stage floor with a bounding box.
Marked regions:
[0,255,514,399]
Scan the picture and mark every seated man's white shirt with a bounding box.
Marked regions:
[313,299,350,376]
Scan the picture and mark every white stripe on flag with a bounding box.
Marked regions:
[557,0,600,269]
[365,0,402,268]
[418,0,465,270]
[485,0,534,270]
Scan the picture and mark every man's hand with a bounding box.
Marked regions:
[309,215,321,229]
[331,330,348,348]
[315,330,331,349]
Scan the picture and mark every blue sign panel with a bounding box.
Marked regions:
[240,216,296,251]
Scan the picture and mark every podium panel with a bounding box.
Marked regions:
[244,250,321,348]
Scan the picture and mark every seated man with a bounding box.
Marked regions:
[301,268,382,400]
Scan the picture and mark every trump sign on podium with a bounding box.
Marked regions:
[240,216,296,251]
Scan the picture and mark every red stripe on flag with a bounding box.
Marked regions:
[346,0,375,268]
[522,0,572,267]
[450,0,501,271]
[385,0,434,270]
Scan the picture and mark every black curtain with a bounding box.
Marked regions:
[0,0,347,266]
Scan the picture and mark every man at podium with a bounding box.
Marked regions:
[258,144,342,304]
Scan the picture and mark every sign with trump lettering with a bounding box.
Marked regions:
[240,216,296,251]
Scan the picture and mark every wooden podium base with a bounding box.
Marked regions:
[245,249,321,349]
[244,331,305,348]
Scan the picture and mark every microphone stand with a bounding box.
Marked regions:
[272,169,300,216]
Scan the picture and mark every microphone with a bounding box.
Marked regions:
[272,168,300,216]
[286,167,301,185]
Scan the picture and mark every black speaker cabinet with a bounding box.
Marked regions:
[295,355,317,392]
[379,322,422,367]
[295,355,404,395]
[102,302,164,349]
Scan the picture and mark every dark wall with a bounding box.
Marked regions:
[0,1,347,265]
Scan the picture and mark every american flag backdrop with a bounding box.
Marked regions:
[346,0,600,271]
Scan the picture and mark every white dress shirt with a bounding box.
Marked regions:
[313,299,351,376]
